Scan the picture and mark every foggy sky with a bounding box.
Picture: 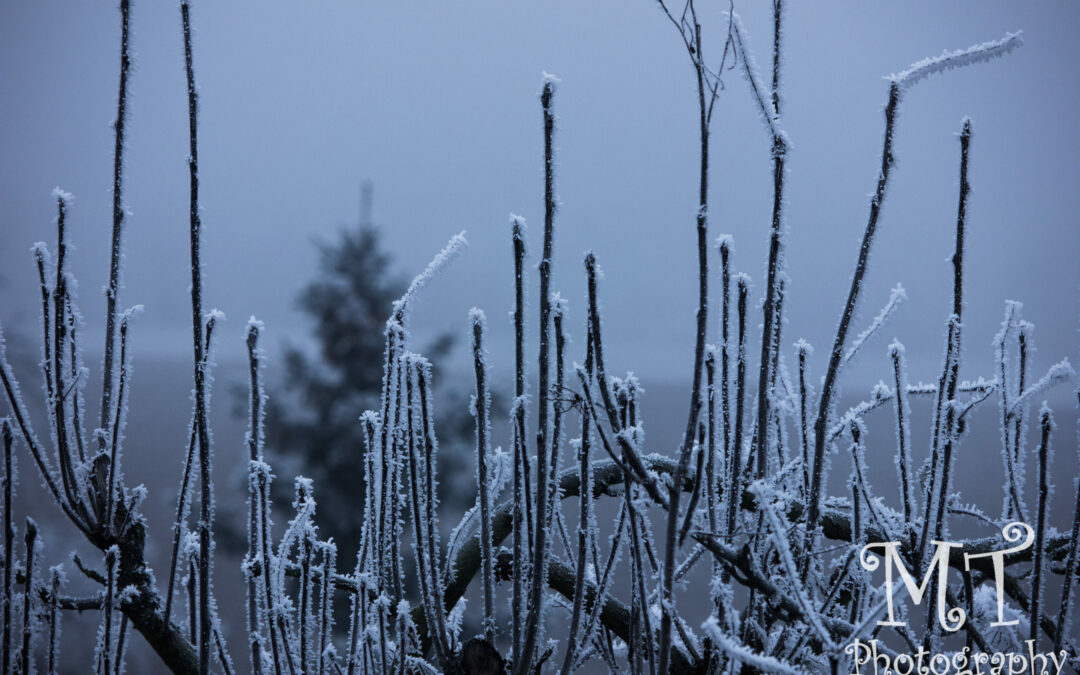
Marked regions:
[2,1,1078,393]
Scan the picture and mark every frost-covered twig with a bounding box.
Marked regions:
[726,275,749,540]
[105,307,140,534]
[391,232,468,324]
[702,616,802,675]
[163,312,219,627]
[920,123,972,574]
[520,76,558,675]
[842,285,906,367]
[730,13,785,146]
[573,504,627,672]
[20,518,38,675]
[625,475,656,673]
[101,545,118,675]
[808,36,1020,570]
[733,11,790,502]
[995,302,1027,523]
[510,216,529,669]
[1010,322,1031,466]
[469,309,495,643]
[243,320,272,675]
[45,188,94,530]
[548,298,569,542]
[0,330,79,530]
[559,413,593,675]
[583,253,668,509]
[678,425,706,547]
[925,122,974,576]
[889,32,1023,92]
[704,348,720,542]
[796,340,812,500]
[404,356,448,666]
[654,9,718,663]
[1030,405,1053,649]
[99,0,132,455]
[806,78,902,565]
[750,482,832,649]
[717,238,733,497]
[316,542,336,675]
[47,566,63,675]
[888,341,915,528]
[179,3,217,671]
[1007,359,1074,419]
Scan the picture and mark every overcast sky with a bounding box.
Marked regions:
[2,1,1078,393]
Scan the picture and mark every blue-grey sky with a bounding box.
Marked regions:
[2,1,1078,392]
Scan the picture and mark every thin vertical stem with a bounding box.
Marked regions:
[470,312,495,642]
[889,343,914,529]
[317,543,335,675]
[560,394,594,671]
[807,82,901,566]
[705,350,720,534]
[547,302,567,538]
[100,0,132,446]
[923,120,972,566]
[66,300,88,467]
[726,276,749,540]
[163,315,216,627]
[510,216,527,668]
[574,505,628,671]
[377,324,401,598]
[245,322,270,675]
[718,238,732,488]
[1012,326,1030,465]
[753,137,787,484]
[20,519,37,675]
[51,223,83,523]
[521,78,558,673]
[1030,407,1052,649]
[679,424,707,545]
[114,616,129,675]
[180,4,213,672]
[388,364,406,606]
[625,484,655,675]
[583,254,668,508]
[106,311,134,532]
[771,0,783,117]
[796,342,811,499]
[930,120,973,539]
[47,567,61,675]
[417,363,448,659]
[346,559,365,675]
[103,545,117,675]
[299,522,313,675]
[996,304,1027,523]
[187,556,197,645]
[34,246,54,439]
[659,14,712,671]
[404,360,444,667]
[259,466,293,675]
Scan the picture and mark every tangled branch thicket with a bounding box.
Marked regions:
[1,2,1078,674]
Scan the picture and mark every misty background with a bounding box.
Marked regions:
[2,2,1078,382]
[2,1,1079,670]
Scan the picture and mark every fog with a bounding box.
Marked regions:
[2,2,1078,388]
